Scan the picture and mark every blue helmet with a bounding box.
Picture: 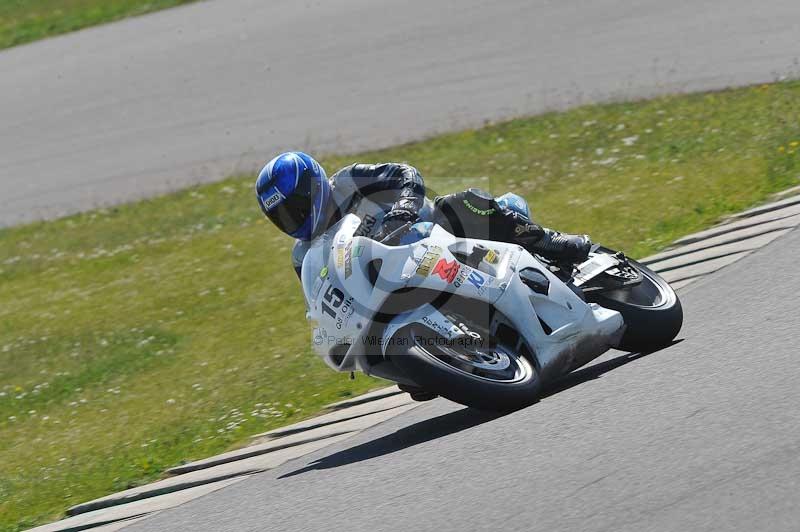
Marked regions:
[255,152,331,240]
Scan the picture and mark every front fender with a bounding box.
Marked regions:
[380,304,466,356]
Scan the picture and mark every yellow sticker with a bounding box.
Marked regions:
[336,247,345,268]
[485,249,500,265]
[416,246,442,277]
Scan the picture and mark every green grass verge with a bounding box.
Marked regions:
[0,0,199,50]
[2,81,800,530]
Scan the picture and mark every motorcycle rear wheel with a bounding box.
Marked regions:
[388,325,541,411]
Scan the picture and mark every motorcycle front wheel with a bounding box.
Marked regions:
[387,325,541,411]
[584,252,683,352]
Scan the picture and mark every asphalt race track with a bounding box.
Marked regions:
[121,226,800,531]
[2,0,800,226]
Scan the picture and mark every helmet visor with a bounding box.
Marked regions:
[262,170,321,236]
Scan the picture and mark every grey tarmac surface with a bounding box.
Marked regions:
[121,226,800,531]
[2,0,800,226]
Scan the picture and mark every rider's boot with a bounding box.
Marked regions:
[510,217,591,264]
[527,228,592,263]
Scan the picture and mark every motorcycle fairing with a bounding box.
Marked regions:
[302,214,625,384]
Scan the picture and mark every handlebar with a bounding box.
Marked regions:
[377,222,413,245]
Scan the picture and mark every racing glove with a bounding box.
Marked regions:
[375,209,416,242]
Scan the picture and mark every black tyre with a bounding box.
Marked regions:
[388,325,541,411]
[585,257,683,352]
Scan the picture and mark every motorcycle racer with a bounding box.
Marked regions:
[255,151,592,277]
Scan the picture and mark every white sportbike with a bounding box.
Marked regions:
[303,210,682,411]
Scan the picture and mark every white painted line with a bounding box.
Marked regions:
[67,434,354,517]
[646,229,794,272]
[72,515,149,532]
[250,392,415,441]
[28,477,249,532]
[727,194,800,220]
[770,185,800,200]
[671,201,800,246]
[641,215,800,264]
[669,277,700,291]
[324,385,403,410]
[168,402,420,475]
[659,251,752,283]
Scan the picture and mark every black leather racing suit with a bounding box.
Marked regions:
[291,163,590,276]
